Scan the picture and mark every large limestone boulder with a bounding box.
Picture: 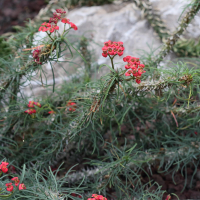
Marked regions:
[23,0,200,97]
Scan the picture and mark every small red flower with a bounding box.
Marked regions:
[92,194,99,198]
[165,195,171,200]
[66,101,76,112]
[41,22,51,27]
[38,26,47,32]
[102,53,108,57]
[118,41,124,50]
[19,183,26,190]
[195,131,198,135]
[123,56,131,62]
[136,79,141,84]
[34,102,41,108]
[125,63,132,69]
[104,41,110,47]
[11,177,20,186]
[139,64,145,68]
[138,68,146,75]
[117,48,123,56]
[88,194,107,200]
[61,18,70,24]
[28,101,35,108]
[102,46,107,52]
[125,70,132,76]
[32,49,41,59]
[129,57,137,63]
[35,57,42,65]
[53,12,61,19]
[49,17,58,24]
[53,25,59,30]
[70,22,78,30]
[1,161,9,166]
[48,111,55,114]
[107,47,114,55]
[24,109,36,115]
[48,27,55,33]
[5,183,13,192]
[56,8,66,14]
[0,162,9,173]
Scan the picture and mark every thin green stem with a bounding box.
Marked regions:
[47,32,54,41]
[125,76,134,81]
[61,24,66,37]
[108,54,117,69]
[0,192,13,197]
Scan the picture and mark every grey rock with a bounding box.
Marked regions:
[23,0,200,97]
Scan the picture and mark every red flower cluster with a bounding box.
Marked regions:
[88,194,107,200]
[32,49,42,65]
[38,8,77,33]
[66,100,76,112]
[61,18,78,30]
[0,161,9,173]
[28,101,41,108]
[0,162,26,192]
[6,179,26,192]
[102,40,124,57]
[123,56,146,84]
[24,101,41,115]
[39,21,59,33]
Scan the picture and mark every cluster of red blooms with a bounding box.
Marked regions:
[6,178,26,192]
[123,56,146,84]
[0,161,26,192]
[66,100,76,112]
[102,40,124,57]
[24,100,41,115]
[32,49,42,65]
[88,194,107,200]
[38,8,77,33]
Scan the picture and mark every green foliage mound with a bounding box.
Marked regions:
[0,0,200,200]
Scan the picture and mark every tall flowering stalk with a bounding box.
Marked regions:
[102,40,146,85]
[33,8,78,66]
[87,40,146,122]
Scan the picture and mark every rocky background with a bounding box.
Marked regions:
[16,0,200,98]
[0,0,48,35]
